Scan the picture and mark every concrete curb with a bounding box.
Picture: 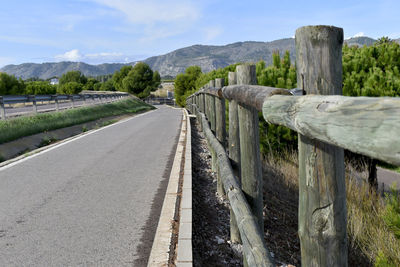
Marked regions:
[147,108,193,266]
[176,109,193,266]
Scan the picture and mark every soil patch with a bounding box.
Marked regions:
[191,118,242,266]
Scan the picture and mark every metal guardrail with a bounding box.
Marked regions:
[0,92,130,120]
[186,25,400,266]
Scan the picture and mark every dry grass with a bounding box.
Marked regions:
[262,152,400,266]
[151,82,174,97]
[347,175,400,266]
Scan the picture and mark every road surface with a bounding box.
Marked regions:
[0,106,182,266]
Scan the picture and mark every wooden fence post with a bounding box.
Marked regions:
[296,25,347,266]
[70,95,75,108]
[215,78,226,147]
[215,78,226,197]
[209,80,216,133]
[207,80,217,172]
[31,95,37,114]
[54,95,59,111]
[236,64,264,232]
[228,71,240,173]
[228,71,241,244]
[0,96,5,120]
[201,91,205,114]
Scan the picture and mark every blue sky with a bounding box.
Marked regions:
[0,0,399,68]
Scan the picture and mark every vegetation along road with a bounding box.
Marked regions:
[0,105,182,266]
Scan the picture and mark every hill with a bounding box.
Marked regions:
[0,36,381,79]
[0,62,129,80]
[344,36,376,47]
[144,38,296,77]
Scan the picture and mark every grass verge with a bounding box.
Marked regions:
[0,97,154,144]
[263,152,400,266]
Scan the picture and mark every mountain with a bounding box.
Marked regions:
[143,39,296,77]
[1,36,385,79]
[344,36,376,47]
[0,62,129,80]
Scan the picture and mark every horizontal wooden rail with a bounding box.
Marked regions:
[222,85,291,111]
[263,95,400,166]
[194,103,274,267]
[191,86,400,166]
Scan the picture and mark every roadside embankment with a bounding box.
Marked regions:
[0,97,154,162]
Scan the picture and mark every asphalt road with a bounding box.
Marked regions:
[0,106,182,266]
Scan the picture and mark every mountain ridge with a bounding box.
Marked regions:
[0,36,385,79]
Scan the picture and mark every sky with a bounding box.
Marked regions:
[0,0,399,68]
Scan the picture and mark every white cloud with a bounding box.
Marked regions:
[54,49,141,64]
[91,0,200,24]
[353,32,365,38]
[55,49,82,61]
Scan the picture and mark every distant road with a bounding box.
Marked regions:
[378,167,400,191]
[0,106,182,266]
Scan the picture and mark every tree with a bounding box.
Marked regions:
[122,62,156,98]
[83,78,100,91]
[100,79,116,91]
[59,70,87,85]
[174,66,202,106]
[25,81,56,95]
[112,65,132,91]
[58,82,83,94]
[0,72,25,95]
[152,71,161,90]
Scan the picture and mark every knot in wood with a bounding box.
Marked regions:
[311,204,333,236]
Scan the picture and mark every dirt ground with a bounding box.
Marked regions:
[191,118,242,266]
[191,117,371,266]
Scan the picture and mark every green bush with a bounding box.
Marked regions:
[25,81,57,95]
[382,185,400,239]
[375,251,396,267]
[57,81,83,94]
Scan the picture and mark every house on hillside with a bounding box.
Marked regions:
[50,78,59,85]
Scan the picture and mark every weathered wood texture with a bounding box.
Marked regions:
[210,95,216,133]
[201,93,205,114]
[228,71,241,244]
[199,111,274,267]
[236,64,257,85]
[203,87,222,97]
[209,79,216,88]
[222,85,291,111]
[215,78,226,196]
[296,25,347,267]
[236,64,264,232]
[215,79,226,147]
[263,95,400,166]
[204,93,217,172]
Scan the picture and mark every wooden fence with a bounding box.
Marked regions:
[186,25,400,266]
